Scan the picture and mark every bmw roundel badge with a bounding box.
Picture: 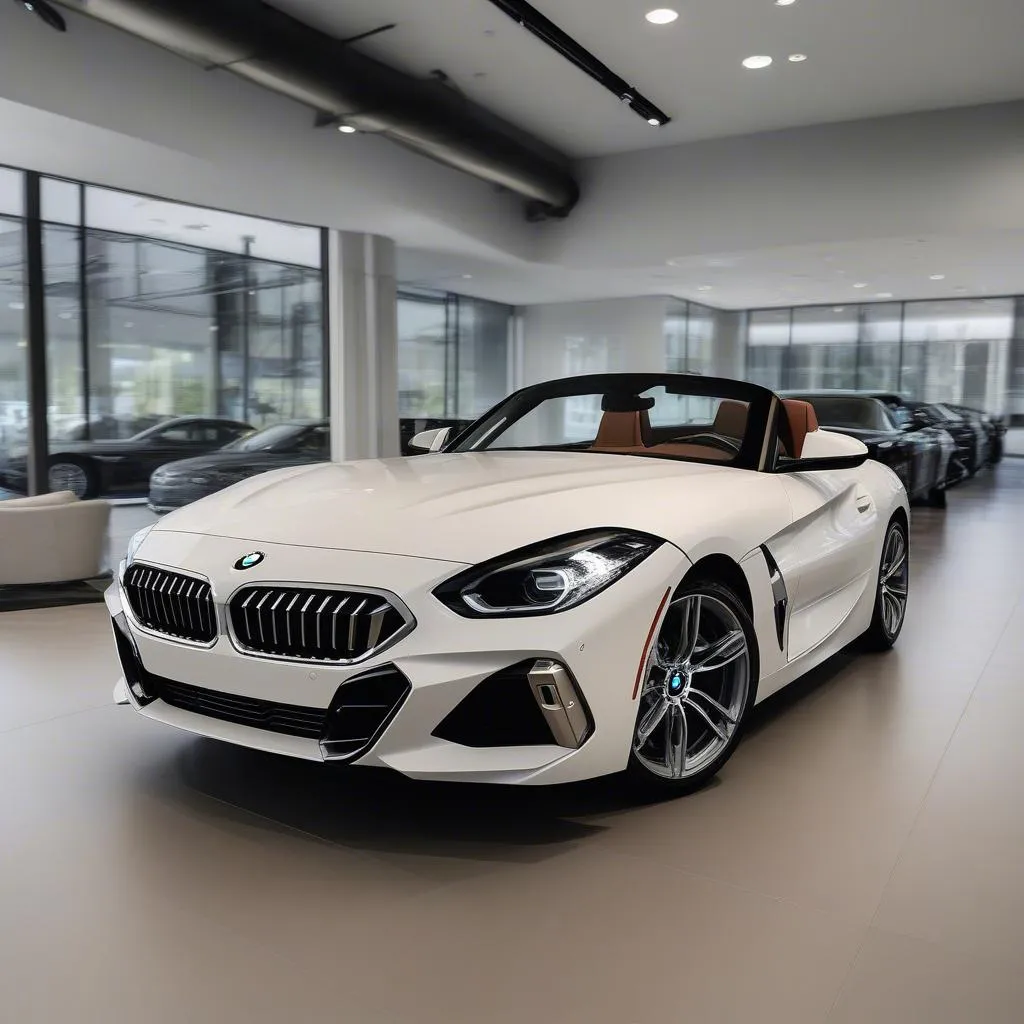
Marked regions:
[234,551,265,570]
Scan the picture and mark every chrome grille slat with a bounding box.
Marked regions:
[229,586,407,662]
[124,564,215,644]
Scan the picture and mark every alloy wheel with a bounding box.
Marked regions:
[878,525,909,638]
[48,462,88,499]
[633,592,751,780]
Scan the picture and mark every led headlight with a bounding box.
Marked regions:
[434,529,663,618]
[124,523,155,571]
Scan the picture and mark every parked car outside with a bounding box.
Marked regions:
[149,420,331,513]
[0,415,253,499]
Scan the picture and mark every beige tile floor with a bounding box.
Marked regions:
[2,462,1023,1023]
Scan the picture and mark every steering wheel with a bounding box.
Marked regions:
[678,432,741,455]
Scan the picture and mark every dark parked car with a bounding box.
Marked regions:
[148,420,331,513]
[784,392,952,507]
[872,395,983,482]
[947,404,1006,464]
[0,415,253,499]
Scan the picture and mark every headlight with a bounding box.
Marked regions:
[434,529,663,618]
[124,524,155,570]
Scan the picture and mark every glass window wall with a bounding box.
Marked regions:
[743,297,1015,414]
[2,167,327,498]
[0,187,28,482]
[398,290,511,421]
[664,299,716,376]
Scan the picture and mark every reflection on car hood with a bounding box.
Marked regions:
[152,450,777,564]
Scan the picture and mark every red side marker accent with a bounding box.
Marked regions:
[632,588,672,700]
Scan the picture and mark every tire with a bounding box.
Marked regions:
[627,578,759,795]
[926,486,947,509]
[862,517,909,651]
[48,456,98,500]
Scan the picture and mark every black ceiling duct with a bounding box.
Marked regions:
[49,0,580,217]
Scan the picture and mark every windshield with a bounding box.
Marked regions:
[450,374,775,469]
[788,395,889,431]
[223,424,304,452]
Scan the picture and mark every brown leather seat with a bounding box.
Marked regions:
[591,409,652,450]
[780,399,819,458]
[712,399,749,440]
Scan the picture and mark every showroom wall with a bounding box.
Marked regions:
[515,297,745,388]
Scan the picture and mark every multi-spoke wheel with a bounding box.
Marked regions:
[628,579,757,793]
[48,458,95,499]
[863,517,909,650]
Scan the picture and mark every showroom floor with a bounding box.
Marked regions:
[2,465,1023,1023]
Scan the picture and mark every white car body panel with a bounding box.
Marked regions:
[109,419,909,785]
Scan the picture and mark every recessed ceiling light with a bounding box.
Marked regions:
[929,274,946,280]
[875,292,894,299]
[338,124,357,134]
[697,284,713,292]
[461,274,473,279]
[788,53,807,62]
[954,286,969,294]
[742,55,773,69]
[647,117,662,126]
[124,321,135,328]
[645,8,679,24]
[775,0,797,6]
[833,306,845,313]
[853,282,868,289]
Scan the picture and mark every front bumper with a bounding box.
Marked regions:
[148,478,232,513]
[107,530,688,784]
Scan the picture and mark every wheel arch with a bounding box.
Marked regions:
[683,553,754,620]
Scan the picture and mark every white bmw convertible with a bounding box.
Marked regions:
[108,374,909,792]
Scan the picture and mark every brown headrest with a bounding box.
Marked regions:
[591,410,652,450]
[781,399,819,459]
[713,400,749,439]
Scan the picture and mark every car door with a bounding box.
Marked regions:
[766,463,879,662]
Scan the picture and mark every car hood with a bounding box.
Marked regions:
[153,451,315,478]
[152,450,778,564]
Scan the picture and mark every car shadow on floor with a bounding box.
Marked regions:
[135,647,864,864]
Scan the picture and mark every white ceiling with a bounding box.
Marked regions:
[398,231,1024,309]
[274,0,1024,158]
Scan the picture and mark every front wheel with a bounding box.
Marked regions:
[48,456,98,499]
[627,579,758,795]
[863,517,909,651]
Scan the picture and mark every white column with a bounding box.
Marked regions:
[326,231,400,461]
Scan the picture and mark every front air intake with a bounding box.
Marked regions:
[229,586,410,663]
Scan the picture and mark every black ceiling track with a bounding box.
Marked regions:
[40,0,580,217]
[483,0,672,127]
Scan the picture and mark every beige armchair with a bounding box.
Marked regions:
[0,491,111,586]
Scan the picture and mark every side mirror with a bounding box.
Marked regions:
[408,426,451,455]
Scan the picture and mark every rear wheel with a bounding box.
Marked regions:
[863,518,909,651]
[926,485,947,509]
[628,579,758,794]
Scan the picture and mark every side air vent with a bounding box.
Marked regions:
[229,586,411,663]
[320,666,412,761]
[761,545,788,651]
[123,564,217,644]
